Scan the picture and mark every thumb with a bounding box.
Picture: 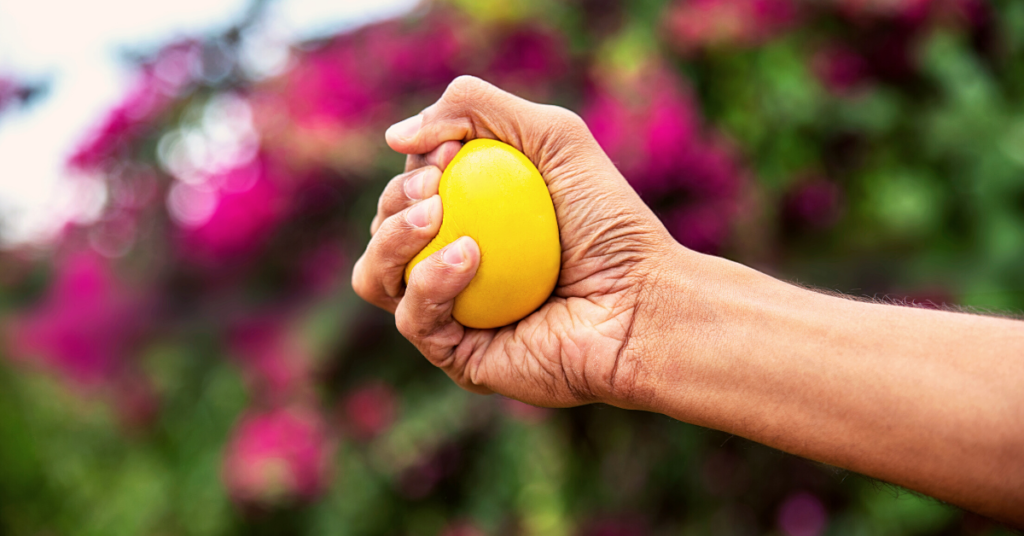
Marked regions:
[395,236,491,394]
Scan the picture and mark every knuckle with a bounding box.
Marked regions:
[395,313,416,340]
[548,105,584,127]
[538,104,592,149]
[379,176,407,212]
[443,75,489,106]
[350,260,371,299]
[546,105,588,135]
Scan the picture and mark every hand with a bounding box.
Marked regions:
[351,77,1024,525]
[352,76,684,408]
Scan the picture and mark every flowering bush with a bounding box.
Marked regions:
[1,0,1022,534]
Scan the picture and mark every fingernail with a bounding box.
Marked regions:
[407,199,433,228]
[387,114,422,142]
[404,168,427,200]
[443,239,465,265]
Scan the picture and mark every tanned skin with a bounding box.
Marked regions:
[352,76,1024,527]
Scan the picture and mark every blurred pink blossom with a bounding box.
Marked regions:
[812,46,871,95]
[341,381,398,441]
[665,0,798,50]
[778,491,828,536]
[584,73,741,198]
[228,316,312,405]
[837,0,987,27]
[298,245,349,294]
[176,161,287,266]
[223,406,333,506]
[663,203,733,254]
[583,71,744,253]
[5,252,144,389]
[69,41,201,172]
[485,28,569,97]
[583,74,697,196]
[281,17,460,130]
[783,178,844,230]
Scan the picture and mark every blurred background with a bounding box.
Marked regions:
[0,0,1022,534]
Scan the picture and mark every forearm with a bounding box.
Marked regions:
[630,248,1024,525]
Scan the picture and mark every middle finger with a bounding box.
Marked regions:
[371,165,442,235]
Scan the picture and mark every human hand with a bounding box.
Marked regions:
[352,76,687,409]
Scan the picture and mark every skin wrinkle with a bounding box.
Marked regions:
[563,298,595,403]
[608,283,642,405]
[356,75,1024,526]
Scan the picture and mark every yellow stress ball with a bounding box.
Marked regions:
[404,139,561,329]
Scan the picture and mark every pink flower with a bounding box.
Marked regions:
[175,161,287,266]
[280,16,461,130]
[5,252,144,389]
[812,46,871,95]
[341,381,398,441]
[837,0,987,26]
[223,406,333,506]
[783,178,844,230]
[68,41,200,172]
[365,18,461,90]
[584,72,742,200]
[583,73,699,196]
[838,0,933,21]
[778,492,828,536]
[663,203,733,254]
[665,0,799,50]
[228,316,312,405]
[298,244,349,294]
[583,70,745,253]
[484,28,569,96]
[285,50,382,129]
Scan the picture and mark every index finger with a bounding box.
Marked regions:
[403,140,463,173]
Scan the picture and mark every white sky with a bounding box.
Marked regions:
[0,0,417,246]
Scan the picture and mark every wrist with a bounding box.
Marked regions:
[615,248,812,424]
[609,246,747,414]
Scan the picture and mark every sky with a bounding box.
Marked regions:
[0,0,417,246]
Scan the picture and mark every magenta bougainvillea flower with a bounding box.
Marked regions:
[68,41,201,172]
[278,16,461,131]
[482,27,569,99]
[341,381,398,441]
[583,69,745,253]
[777,491,828,536]
[812,45,871,95]
[228,316,313,405]
[175,160,288,266]
[223,406,333,506]
[837,0,985,22]
[783,178,845,230]
[4,252,146,389]
[665,0,799,50]
[4,252,145,388]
